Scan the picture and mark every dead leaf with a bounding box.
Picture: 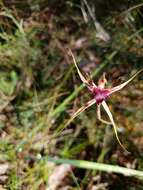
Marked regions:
[0,164,9,175]
[47,164,72,190]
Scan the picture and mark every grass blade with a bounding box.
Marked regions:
[46,157,143,178]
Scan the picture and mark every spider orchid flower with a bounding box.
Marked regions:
[68,49,143,153]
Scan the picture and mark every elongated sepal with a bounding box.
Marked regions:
[101,101,130,153]
[97,104,111,124]
[68,49,96,89]
[109,69,143,94]
[66,99,96,127]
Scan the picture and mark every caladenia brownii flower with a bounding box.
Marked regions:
[67,49,143,153]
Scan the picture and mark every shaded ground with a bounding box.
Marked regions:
[0,1,143,189]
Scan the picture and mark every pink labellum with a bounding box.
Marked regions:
[91,87,110,104]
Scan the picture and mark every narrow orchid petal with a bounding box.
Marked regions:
[66,99,96,126]
[97,104,111,124]
[109,69,143,94]
[101,101,129,153]
[69,49,96,88]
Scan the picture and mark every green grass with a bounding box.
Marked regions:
[46,157,143,178]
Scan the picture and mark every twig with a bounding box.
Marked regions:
[82,0,110,42]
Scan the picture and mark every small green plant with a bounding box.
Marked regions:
[68,49,143,153]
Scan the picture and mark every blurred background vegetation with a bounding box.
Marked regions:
[0,0,143,189]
